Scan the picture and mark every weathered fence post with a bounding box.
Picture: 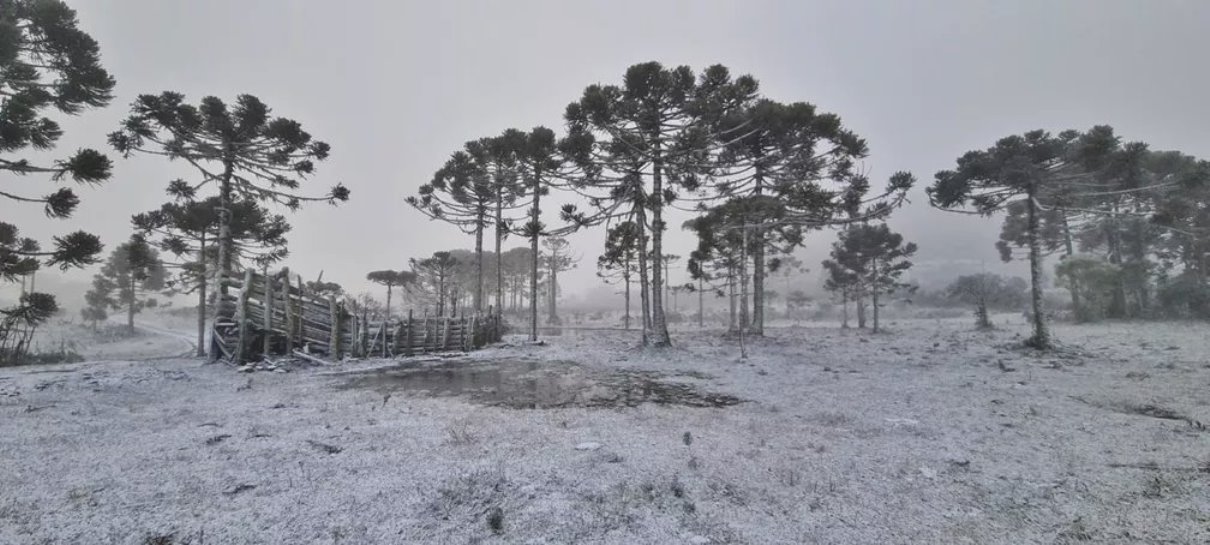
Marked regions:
[295,274,305,350]
[468,314,477,350]
[354,313,364,358]
[282,269,294,354]
[263,270,274,359]
[405,310,414,357]
[421,310,430,354]
[392,319,403,357]
[442,316,452,351]
[329,296,341,361]
[381,317,388,358]
[234,269,254,365]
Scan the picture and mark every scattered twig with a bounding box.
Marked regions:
[204,434,232,446]
[223,483,257,496]
[306,439,343,454]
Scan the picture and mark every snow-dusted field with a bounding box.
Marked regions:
[1,317,1207,544]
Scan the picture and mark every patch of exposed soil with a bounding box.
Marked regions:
[335,359,742,409]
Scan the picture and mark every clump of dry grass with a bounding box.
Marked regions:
[428,466,510,522]
[445,418,477,446]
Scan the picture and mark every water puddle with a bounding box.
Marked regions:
[335,359,742,409]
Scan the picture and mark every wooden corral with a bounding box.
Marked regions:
[210,269,504,364]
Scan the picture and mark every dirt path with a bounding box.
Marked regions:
[132,321,197,358]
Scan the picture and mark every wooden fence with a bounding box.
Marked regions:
[210,269,504,364]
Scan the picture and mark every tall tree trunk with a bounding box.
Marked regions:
[529,169,541,342]
[752,167,766,335]
[547,254,559,325]
[1026,189,1051,348]
[208,162,235,361]
[634,201,653,344]
[195,233,207,357]
[495,199,504,314]
[474,222,484,313]
[385,284,392,322]
[871,257,880,333]
[739,227,750,336]
[739,229,750,334]
[856,292,866,329]
[127,275,136,334]
[623,253,633,330]
[728,261,737,332]
[649,143,671,346]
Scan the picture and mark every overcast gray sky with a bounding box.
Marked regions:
[10,0,1210,302]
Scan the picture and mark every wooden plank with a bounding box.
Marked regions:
[281,274,294,354]
[421,312,430,354]
[234,269,254,364]
[262,271,274,358]
[405,310,414,357]
[328,296,341,361]
[295,275,305,347]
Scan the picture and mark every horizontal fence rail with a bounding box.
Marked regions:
[210,269,504,364]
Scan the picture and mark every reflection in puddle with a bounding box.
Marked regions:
[336,360,742,409]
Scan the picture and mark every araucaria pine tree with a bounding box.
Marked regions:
[81,273,114,331]
[409,132,526,313]
[410,252,459,316]
[88,236,167,334]
[108,92,349,358]
[597,222,641,330]
[946,273,1028,330]
[561,62,758,347]
[541,236,578,325]
[928,126,1165,348]
[710,99,871,335]
[685,197,778,334]
[821,223,916,333]
[133,196,289,355]
[366,270,415,321]
[516,127,564,341]
[1,0,115,360]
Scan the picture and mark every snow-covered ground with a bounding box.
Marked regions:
[21,315,197,362]
[1,316,1207,544]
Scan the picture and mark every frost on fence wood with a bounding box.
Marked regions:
[209,269,504,364]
